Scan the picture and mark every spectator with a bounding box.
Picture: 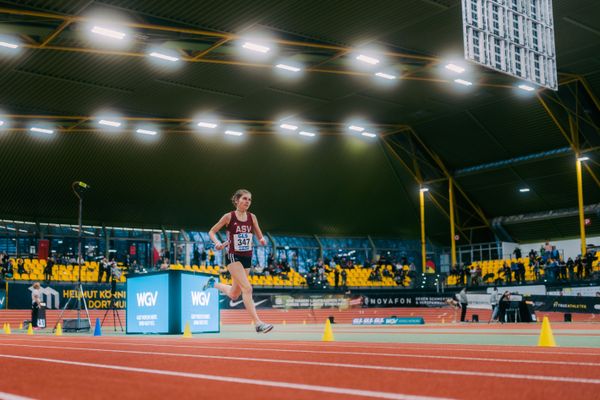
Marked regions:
[546,259,557,281]
[584,251,596,278]
[513,247,522,259]
[575,256,584,280]
[497,291,511,323]
[528,249,537,260]
[208,249,215,266]
[517,261,526,283]
[544,242,552,259]
[368,267,381,282]
[160,258,170,271]
[341,269,347,291]
[489,287,499,322]
[334,268,340,290]
[17,258,27,274]
[566,257,575,281]
[31,282,42,329]
[192,248,200,266]
[457,287,468,322]
[502,262,511,283]
[558,259,567,281]
[98,257,109,282]
[201,249,207,266]
[44,257,54,282]
[469,266,477,286]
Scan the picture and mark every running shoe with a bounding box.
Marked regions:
[255,322,274,334]
[202,277,215,291]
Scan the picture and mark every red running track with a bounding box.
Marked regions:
[0,336,599,400]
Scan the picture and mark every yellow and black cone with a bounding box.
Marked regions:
[183,322,192,338]
[538,316,556,347]
[322,319,335,342]
[55,323,63,336]
[27,323,33,335]
[5,323,10,335]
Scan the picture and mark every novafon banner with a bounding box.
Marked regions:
[361,294,454,308]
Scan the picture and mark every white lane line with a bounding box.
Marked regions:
[2,338,598,367]
[4,336,600,358]
[0,391,36,400]
[1,343,599,385]
[0,354,449,400]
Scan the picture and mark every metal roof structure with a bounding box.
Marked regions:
[0,0,598,244]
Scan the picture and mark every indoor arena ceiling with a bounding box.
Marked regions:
[0,0,599,244]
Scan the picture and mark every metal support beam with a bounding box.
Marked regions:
[381,137,471,242]
[576,157,587,257]
[419,189,426,273]
[408,127,491,229]
[449,178,457,267]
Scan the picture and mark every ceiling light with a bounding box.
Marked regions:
[519,188,530,193]
[518,84,535,92]
[225,130,243,136]
[348,125,365,132]
[454,79,473,86]
[375,72,397,80]
[30,127,54,134]
[361,132,377,138]
[98,119,122,128]
[356,54,380,65]
[149,52,179,62]
[577,156,590,162]
[420,187,429,192]
[242,42,270,53]
[136,128,157,136]
[0,120,4,127]
[275,64,301,72]
[197,121,218,129]
[280,123,298,131]
[91,26,126,40]
[0,41,19,49]
[299,131,316,137]
[445,63,465,73]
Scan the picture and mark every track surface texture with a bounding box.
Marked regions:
[1,318,599,400]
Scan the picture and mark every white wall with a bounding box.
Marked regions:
[501,242,519,259]
[517,236,600,259]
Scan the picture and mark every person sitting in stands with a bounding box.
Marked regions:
[17,258,27,274]
[160,257,170,271]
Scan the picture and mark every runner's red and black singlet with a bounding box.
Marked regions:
[226,211,254,258]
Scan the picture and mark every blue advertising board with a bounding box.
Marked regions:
[180,274,219,333]
[126,273,170,333]
[0,289,6,309]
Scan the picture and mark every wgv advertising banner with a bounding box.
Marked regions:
[126,273,169,333]
[0,289,6,309]
[180,274,219,333]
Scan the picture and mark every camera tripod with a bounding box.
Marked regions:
[53,182,92,333]
[101,278,124,332]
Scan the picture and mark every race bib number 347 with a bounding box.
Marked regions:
[233,233,253,252]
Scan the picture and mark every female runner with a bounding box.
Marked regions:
[207,189,273,333]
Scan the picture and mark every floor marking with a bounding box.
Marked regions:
[0,354,450,400]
